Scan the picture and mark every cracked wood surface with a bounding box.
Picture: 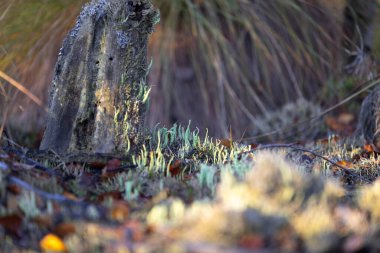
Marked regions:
[40,0,159,154]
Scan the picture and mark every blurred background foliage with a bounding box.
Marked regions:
[0,0,379,145]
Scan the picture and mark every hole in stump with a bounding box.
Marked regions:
[109,57,113,61]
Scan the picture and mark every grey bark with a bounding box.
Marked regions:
[352,1,379,143]
[40,0,159,154]
[357,84,380,151]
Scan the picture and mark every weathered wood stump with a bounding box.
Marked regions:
[40,0,159,154]
[349,1,379,148]
[357,84,380,151]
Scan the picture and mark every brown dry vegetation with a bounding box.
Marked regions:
[1,0,379,141]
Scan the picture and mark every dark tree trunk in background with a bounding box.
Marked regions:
[40,0,159,154]
[353,0,379,143]
[343,0,378,79]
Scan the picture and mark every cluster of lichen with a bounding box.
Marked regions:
[143,150,380,252]
[92,122,251,200]
[5,123,380,252]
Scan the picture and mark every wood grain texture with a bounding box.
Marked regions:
[40,0,159,153]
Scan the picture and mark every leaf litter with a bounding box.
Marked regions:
[1,121,380,252]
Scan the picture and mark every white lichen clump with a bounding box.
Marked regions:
[252,98,323,141]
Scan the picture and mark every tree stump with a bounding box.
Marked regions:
[40,0,159,154]
[357,84,380,151]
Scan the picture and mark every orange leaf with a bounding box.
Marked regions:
[336,161,354,168]
[363,144,374,153]
[110,203,129,222]
[169,160,182,177]
[40,233,67,252]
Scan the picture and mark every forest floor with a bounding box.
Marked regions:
[1,117,380,253]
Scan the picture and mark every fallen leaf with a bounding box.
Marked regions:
[88,160,106,169]
[239,234,264,249]
[105,159,121,171]
[53,223,76,238]
[0,214,22,236]
[169,160,182,177]
[102,159,122,177]
[352,154,361,162]
[7,184,22,195]
[40,233,67,252]
[336,161,354,169]
[110,202,129,222]
[363,144,374,153]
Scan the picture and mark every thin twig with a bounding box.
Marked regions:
[8,176,73,203]
[1,167,112,223]
[241,76,380,141]
[244,143,356,176]
[0,164,72,203]
[3,146,57,176]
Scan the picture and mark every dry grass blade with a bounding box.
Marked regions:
[241,76,380,142]
[147,0,347,137]
[0,0,379,139]
[0,70,44,107]
[0,0,14,21]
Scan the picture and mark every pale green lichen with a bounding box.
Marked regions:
[18,192,41,218]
